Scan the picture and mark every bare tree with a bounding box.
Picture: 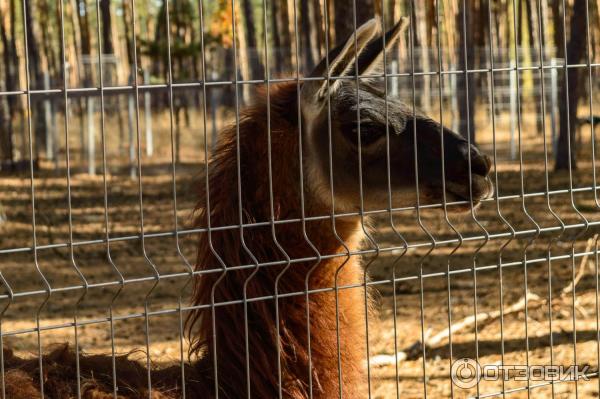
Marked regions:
[24,0,46,160]
[456,0,476,143]
[0,0,19,167]
[300,0,323,74]
[240,0,264,79]
[555,0,588,170]
[333,0,375,45]
[100,0,113,55]
[271,0,292,74]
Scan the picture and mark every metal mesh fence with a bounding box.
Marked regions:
[1,0,600,398]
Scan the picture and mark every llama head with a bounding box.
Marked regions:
[300,18,493,212]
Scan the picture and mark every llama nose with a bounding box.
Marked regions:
[459,142,491,177]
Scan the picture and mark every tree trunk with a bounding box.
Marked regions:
[24,0,46,159]
[240,0,264,79]
[555,0,588,170]
[271,0,292,74]
[123,0,135,76]
[0,0,18,166]
[456,0,476,143]
[100,0,114,54]
[300,0,314,74]
[551,0,564,58]
[301,0,323,74]
[333,0,375,45]
[525,0,544,135]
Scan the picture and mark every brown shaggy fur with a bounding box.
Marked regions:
[186,82,370,398]
[4,83,370,398]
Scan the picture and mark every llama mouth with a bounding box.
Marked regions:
[444,176,494,206]
[423,176,494,211]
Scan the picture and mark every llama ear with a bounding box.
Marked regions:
[357,17,409,75]
[310,18,382,99]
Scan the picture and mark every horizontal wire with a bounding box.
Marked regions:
[0,61,595,98]
[2,184,598,256]
[0,246,596,334]
[475,371,600,399]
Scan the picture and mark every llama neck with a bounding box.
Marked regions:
[191,216,368,399]
[188,83,369,398]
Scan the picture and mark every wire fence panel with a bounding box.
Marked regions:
[0,0,599,398]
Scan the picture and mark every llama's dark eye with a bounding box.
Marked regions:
[345,121,387,146]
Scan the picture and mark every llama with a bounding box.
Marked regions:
[3,17,492,398]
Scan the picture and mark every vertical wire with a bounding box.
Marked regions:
[0,276,13,399]
[559,1,591,395]
[458,2,494,394]
[93,0,126,396]
[380,9,410,399]
[582,4,598,391]
[348,4,381,398]
[291,2,323,397]
[596,237,600,395]
[509,1,545,395]
[227,1,262,397]
[584,0,595,207]
[127,0,163,394]
[406,2,437,397]
[57,0,89,396]
[434,2,465,397]
[582,0,600,393]
[259,1,293,397]
[20,1,52,396]
[160,1,196,396]
[534,1,567,397]
[195,1,228,397]
[0,53,14,399]
[319,1,354,396]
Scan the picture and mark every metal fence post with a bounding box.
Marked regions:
[510,64,517,160]
[144,69,153,158]
[551,57,558,155]
[128,72,136,179]
[43,72,54,163]
[87,95,96,175]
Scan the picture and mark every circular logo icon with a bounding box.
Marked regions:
[451,358,481,389]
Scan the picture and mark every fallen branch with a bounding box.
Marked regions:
[370,235,598,367]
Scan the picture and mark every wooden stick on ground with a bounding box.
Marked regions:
[370,235,598,367]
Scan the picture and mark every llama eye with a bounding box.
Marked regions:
[346,122,386,146]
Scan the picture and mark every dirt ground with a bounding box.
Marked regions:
[2,105,600,398]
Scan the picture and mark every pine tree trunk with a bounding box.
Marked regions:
[24,0,46,160]
[301,0,323,74]
[555,0,588,170]
[240,0,264,79]
[100,0,113,54]
[525,0,544,135]
[0,0,17,166]
[300,0,314,74]
[456,0,476,143]
[333,0,375,45]
[271,0,292,74]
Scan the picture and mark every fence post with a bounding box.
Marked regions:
[210,70,218,151]
[391,60,398,98]
[87,95,96,175]
[51,95,57,170]
[43,72,54,162]
[144,69,153,157]
[550,58,558,155]
[509,65,517,160]
[128,73,136,179]
[451,66,459,132]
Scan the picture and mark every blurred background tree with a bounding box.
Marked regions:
[0,0,596,172]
